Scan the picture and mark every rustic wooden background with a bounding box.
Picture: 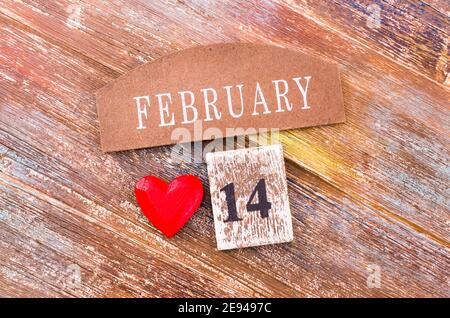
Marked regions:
[0,0,449,297]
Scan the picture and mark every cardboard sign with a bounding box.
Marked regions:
[206,144,293,250]
[96,43,345,152]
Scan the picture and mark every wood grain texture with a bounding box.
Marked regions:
[0,0,449,297]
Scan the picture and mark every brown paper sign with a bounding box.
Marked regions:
[96,43,345,152]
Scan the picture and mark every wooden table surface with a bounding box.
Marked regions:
[0,0,449,297]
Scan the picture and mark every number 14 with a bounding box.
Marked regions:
[220,179,272,223]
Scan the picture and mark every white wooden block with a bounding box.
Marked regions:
[206,144,293,250]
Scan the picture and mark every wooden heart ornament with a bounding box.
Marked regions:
[135,175,204,238]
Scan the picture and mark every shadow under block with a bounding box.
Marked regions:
[206,144,294,250]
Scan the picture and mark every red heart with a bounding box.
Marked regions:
[134,175,204,238]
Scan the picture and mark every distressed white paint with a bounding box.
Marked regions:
[206,144,293,250]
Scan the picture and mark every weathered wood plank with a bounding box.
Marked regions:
[0,20,297,297]
[1,34,448,298]
[0,0,448,297]
[276,0,449,84]
[0,170,260,297]
[1,0,447,240]
[1,0,448,84]
[424,1,450,17]
[1,140,448,297]
[255,10,450,242]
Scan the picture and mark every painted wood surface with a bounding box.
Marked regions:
[0,0,448,297]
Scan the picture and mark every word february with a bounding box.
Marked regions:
[133,76,312,129]
[96,44,345,151]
